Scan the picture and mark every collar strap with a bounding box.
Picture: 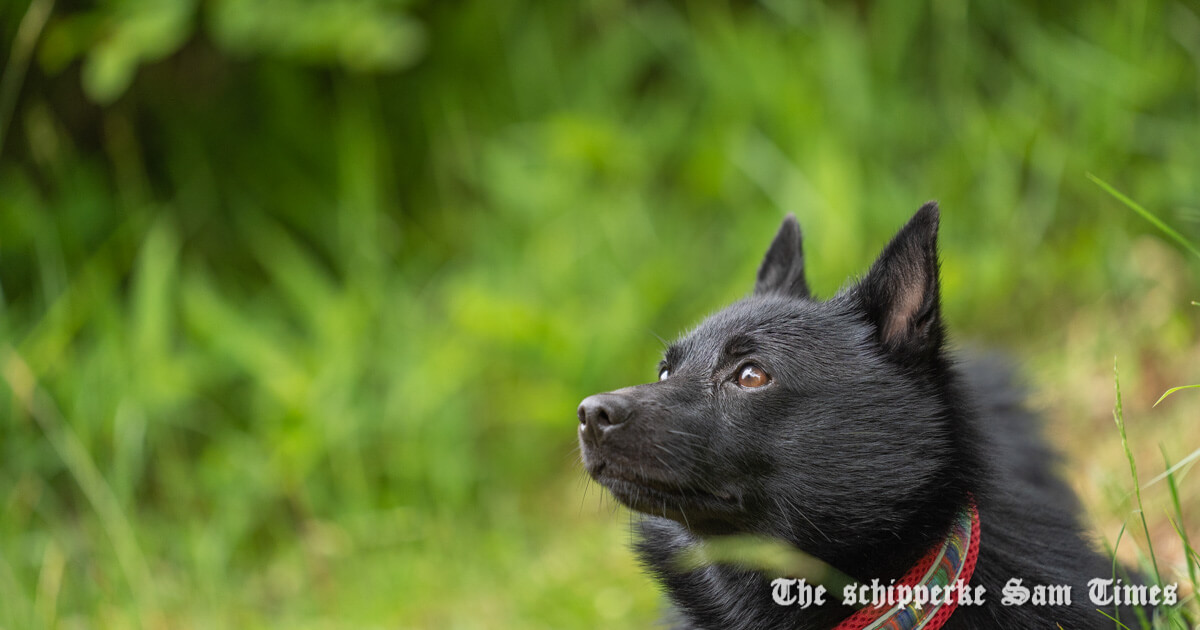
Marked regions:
[833,498,980,630]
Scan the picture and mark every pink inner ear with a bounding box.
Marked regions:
[882,272,925,345]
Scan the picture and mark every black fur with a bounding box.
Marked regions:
[577,204,1139,629]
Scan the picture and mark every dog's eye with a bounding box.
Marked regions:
[737,364,770,389]
[658,367,670,381]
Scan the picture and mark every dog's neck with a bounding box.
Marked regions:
[822,399,984,584]
[829,499,980,630]
[827,500,967,583]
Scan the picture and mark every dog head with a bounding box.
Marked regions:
[578,203,972,557]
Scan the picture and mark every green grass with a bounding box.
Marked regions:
[1096,170,1200,628]
[1,0,1198,627]
[1162,448,1198,618]
[1111,361,1156,630]
[1089,174,1200,263]
[1110,364,1200,628]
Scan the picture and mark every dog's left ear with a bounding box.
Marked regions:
[853,202,944,358]
[755,214,810,299]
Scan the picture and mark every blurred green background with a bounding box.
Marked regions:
[1,1,1198,627]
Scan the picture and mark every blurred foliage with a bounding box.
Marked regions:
[36,0,424,103]
[0,0,1198,627]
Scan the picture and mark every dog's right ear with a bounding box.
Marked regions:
[852,202,943,360]
[754,214,810,299]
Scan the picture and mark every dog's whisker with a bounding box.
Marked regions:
[774,494,831,544]
[677,503,692,532]
[579,477,594,517]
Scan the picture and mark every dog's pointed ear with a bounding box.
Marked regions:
[854,202,944,357]
[754,214,810,298]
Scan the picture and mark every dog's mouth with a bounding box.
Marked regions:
[589,461,741,521]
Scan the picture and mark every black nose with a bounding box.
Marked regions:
[577,393,631,442]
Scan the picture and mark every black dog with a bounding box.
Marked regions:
[578,204,1142,629]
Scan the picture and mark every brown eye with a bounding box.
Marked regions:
[658,367,670,382]
[737,364,769,388]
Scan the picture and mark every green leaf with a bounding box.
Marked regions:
[1154,384,1200,407]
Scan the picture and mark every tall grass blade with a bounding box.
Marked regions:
[1097,608,1135,630]
[1113,358,1162,588]
[0,0,54,159]
[1,347,158,624]
[1109,520,1129,628]
[1144,447,1200,489]
[1162,447,1199,615]
[1088,173,1200,260]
